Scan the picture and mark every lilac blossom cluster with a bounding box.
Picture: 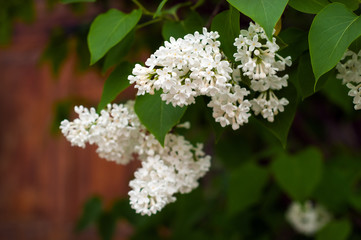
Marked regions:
[60,101,211,216]
[336,50,361,110]
[234,22,292,122]
[129,23,292,129]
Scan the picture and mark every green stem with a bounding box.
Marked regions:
[136,18,162,29]
[132,0,154,16]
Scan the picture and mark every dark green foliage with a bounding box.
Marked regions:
[27,0,361,239]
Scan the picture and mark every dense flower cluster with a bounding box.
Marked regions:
[129,24,292,129]
[128,28,234,107]
[336,50,361,110]
[128,27,252,130]
[286,201,331,236]
[234,22,292,122]
[60,101,211,215]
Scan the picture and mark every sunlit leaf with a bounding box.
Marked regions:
[309,3,361,82]
[88,9,142,65]
[227,0,288,39]
[102,30,135,73]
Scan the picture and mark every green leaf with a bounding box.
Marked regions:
[76,196,102,232]
[293,52,330,99]
[278,28,309,61]
[16,0,35,23]
[111,199,142,225]
[227,0,289,39]
[88,9,142,65]
[134,92,188,145]
[254,83,299,148]
[52,100,72,135]
[41,28,68,76]
[154,0,168,18]
[331,0,360,11]
[61,0,95,3]
[321,69,353,113]
[97,62,133,112]
[271,147,323,201]
[316,219,352,240]
[162,11,203,40]
[349,194,361,212]
[228,162,269,215]
[309,3,361,82]
[102,30,135,73]
[314,166,351,212]
[0,13,11,45]
[97,212,116,240]
[211,7,240,62]
[349,35,361,52]
[288,0,329,14]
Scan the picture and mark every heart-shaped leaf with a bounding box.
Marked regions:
[102,30,135,73]
[271,147,324,201]
[227,0,288,39]
[134,92,187,146]
[88,9,142,65]
[309,3,361,82]
[97,62,133,112]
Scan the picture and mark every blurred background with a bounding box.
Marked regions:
[0,1,140,239]
[1,0,361,240]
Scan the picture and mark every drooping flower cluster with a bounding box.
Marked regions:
[129,134,210,216]
[128,28,252,130]
[129,24,292,129]
[234,22,292,122]
[60,101,211,216]
[336,50,361,110]
[286,201,331,236]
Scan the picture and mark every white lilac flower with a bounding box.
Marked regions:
[128,28,252,129]
[60,101,211,216]
[250,90,289,122]
[208,84,251,130]
[129,134,211,216]
[60,101,143,164]
[60,106,99,148]
[336,50,361,110]
[286,201,331,236]
[128,28,233,108]
[233,22,292,122]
